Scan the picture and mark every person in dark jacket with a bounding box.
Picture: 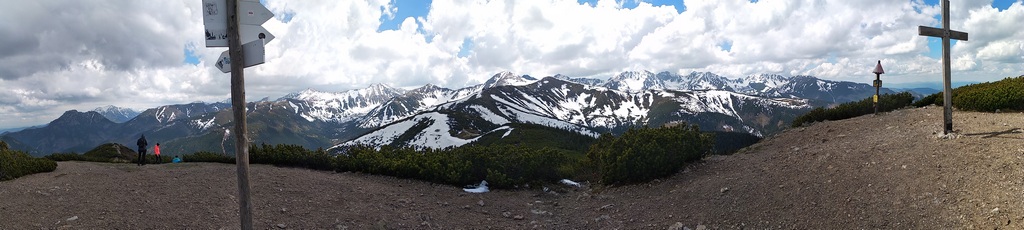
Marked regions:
[137,134,148,166]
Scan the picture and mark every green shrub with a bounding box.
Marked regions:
[585,124,713,185]
[182,151,235,164]
[83,143,137,163]
[45,152,87,161]
[950,76,1024,112]
[251,143,333,170]
[1,141,58,181]
[44,144,137,163]
[792,92,914,127]
[913,92,942,107]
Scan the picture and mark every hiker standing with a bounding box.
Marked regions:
[154,143,162,164]
[137,134,148,166]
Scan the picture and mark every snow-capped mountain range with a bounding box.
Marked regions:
[92,105,140,123]
[279,83,405,124]
[3,70,897,156]
[592,70,892,104]
[341,75,811,150]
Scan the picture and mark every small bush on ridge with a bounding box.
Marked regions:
[585,124,713,185]
[1,141,57,181]
[182,151,235,164]
[792,92,914,127]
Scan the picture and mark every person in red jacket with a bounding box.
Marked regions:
[154,143,162,164]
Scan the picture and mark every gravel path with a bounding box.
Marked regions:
[2,106,1022,229]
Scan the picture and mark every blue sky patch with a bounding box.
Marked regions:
[926,38,961,59]
[576,0,685,13]
[184,45,200,65]
[991,0,1018,11]
[378,0,432,32]
[457,38,474,58]
[277,11,295,23]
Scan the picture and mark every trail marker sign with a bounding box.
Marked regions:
[918,0,969,134]
[215,39,266,73]
[203,0,274,47]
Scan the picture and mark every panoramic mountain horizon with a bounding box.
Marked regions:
[5,1,1024,228]
[2,69,928,156]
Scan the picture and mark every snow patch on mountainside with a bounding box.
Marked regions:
[345,116,418,147]
[356,85,483,128]
[501,128,514,138]
[403,113,479,149]
[191,118,217,131]
[490,95,600,137]
[469,105,509,125]
[343,112,515,149]
[155,107,177,123]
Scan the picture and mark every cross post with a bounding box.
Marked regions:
[918,0,968,135]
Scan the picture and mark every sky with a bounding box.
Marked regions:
[1,0,1023,129]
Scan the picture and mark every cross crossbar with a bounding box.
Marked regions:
[918,26,969,41]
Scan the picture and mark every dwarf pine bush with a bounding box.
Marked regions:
[916,76,1024,112]
[792,92,914,127]
[951,76,1024,112]
[182,151,235,164]
[1,141,58,181]
[585,124,713,185]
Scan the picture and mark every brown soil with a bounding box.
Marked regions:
[2,106,1023,229]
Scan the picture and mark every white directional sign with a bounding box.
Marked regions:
[203,0,274,47]
[215,39,266,73]
[239,1,274,25]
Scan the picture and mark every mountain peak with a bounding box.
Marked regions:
[483,71,537,89]
[52,110,113,126]
[91,105,140,123]
[368,83,392,90]
[413,84,445,93]
[366,83,402,95]
[93,105,117,111]
[603,70,661,93]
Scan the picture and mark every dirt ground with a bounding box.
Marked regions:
[2,106,1023,229]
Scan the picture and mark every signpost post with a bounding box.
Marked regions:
[872,60,884,115]
[203,0,273,228]
[918,0,968,135]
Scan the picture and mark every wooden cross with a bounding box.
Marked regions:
[918,0,968,135]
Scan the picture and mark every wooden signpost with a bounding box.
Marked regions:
[918,0,968,135]
[872,60,884,115]
[203,0,273,228]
